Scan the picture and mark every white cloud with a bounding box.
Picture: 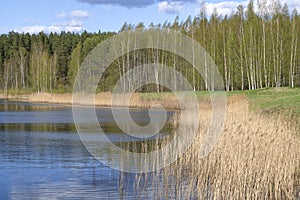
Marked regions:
[14,24,85,34]
[11,10,90,34]
[71,10,90,18]
[13,19,85,34]
[58,10,90,19]
[283,0,300,12]
[76,0,196,8]
[158,1,185,14]
[204,1,248,17]
[16,26,47,34]
[199,0,300,18]
[66,19,83,27]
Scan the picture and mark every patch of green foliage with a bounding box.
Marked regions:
[235,87,300,118]
[140,92,174,101]
[140,91,211,101]
[4,88,35,95]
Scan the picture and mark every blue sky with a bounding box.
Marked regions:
[1,0,299,34]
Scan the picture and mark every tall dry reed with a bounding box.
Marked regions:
[120,95,300,199]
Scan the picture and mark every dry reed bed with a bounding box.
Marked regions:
[125,95,300,199]
[158,95,300,199]
[0,92,181,109]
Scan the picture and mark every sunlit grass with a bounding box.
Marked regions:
[244,87,300,118]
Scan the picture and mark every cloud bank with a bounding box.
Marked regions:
[76,0,196,8]
[14,10,90,34]
[205,1,248,17]
[58,10,90,19]
[203,0,300,17]
[158,1,185,14]
[15,21,84,34]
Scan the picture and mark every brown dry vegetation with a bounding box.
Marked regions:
[121,95,300,199]
[179,95,300,199]
[0,92,181,109]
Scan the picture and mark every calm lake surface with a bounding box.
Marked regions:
[0,100,173,199]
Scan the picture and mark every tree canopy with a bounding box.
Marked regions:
[0,1,299,93]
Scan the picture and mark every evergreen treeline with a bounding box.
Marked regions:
[1,0,300,93]
[0,31,114,93]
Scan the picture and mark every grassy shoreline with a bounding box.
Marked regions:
[0,87,299,116]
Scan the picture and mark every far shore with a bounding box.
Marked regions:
[1,88,299,121]
[0,92,183,109]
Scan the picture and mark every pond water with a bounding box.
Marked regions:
[0,100,173,199]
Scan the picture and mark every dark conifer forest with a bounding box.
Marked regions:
[1,1,299,93]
